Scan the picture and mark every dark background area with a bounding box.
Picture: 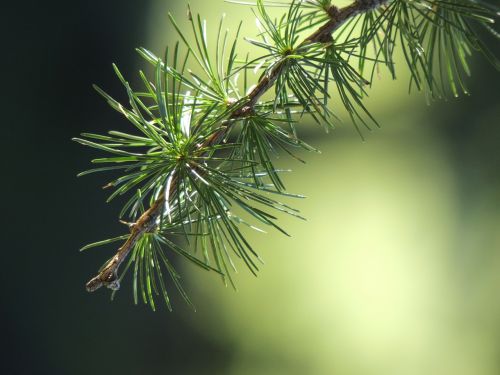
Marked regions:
[2,1,232,374]
[1,1,499,374]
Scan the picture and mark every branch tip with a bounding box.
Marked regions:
[86,271,120,292]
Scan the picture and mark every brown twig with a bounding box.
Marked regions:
[86,194,166,291]
[85,0,388,292]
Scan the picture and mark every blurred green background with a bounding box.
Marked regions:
[2,1,499,374]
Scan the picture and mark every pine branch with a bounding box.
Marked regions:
[83,0,390,294]
[76,0,499,309]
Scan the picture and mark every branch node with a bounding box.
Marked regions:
[86,268,120,292]
[318,33,334,45]
[233,105,254,118]
[119,220,136,232]
[327,5,341,19]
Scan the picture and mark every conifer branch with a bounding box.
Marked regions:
[76,0,499,309]
[84,0,390,293]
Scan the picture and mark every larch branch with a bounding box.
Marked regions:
[85,0,389,292]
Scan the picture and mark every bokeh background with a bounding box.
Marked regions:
[2,1,499,374]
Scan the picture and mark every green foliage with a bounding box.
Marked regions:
[75,0,499,310]
[338,0,499,98]
[249,1,336,129]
